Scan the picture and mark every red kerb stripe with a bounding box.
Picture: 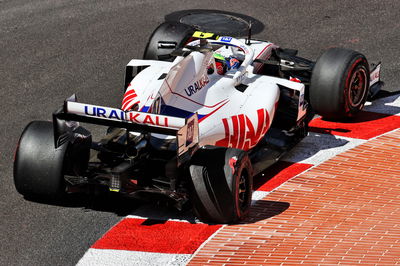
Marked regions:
[309,111,400,140]
[254,161,313,192]
[92,218,221,254]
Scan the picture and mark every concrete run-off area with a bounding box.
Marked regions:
[189,129,400,265]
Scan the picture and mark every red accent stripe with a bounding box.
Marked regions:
[289,77,301,83]
[92,218,221,254]
[261,108,270,135]
[122,94,137,104]
[238,114,246,150]
[231,116,239,148]
[309,111,400,140]
[254,161,313,192]
[243,116,254,150]
[123,95,137,104]
[215,118,230,146]
[253,108,265,145]
[198,101,229,123]
[122,100,133,111]
[165,80,228,108]
[122,100,140,111]
[123,90,136,98]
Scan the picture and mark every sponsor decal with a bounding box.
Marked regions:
[370,63,381,86]
[216,108,271,150]
[192,31,218,39]
[184,75,210,97]
[85,106,126,120]
[229,156,238,174]
[220,36,232,43]
[186,119,195,146]
[83,106,169,127]
[127,112,169,127]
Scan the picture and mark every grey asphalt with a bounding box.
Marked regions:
[1,0,399,265]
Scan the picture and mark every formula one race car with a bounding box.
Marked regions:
[14,21,383,223]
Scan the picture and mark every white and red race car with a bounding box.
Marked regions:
[14,22,383,224]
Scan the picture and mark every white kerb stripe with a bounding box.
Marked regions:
[282,132,366,165]
[77,249,191,266]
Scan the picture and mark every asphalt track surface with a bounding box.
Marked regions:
[1,1,399,265]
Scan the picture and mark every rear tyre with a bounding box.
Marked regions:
[14,121,68,200]
[310,48,370,120]
[188,147,253,224]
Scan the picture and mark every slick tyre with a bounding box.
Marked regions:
[14,121,67,200]
[189,147,253,224]
[310,48,370,120]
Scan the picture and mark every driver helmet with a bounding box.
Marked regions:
[212,53,241,75]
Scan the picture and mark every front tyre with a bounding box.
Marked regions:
[310,48,370,120]
[14,121,68,200]
[188,147,253,224]
[143,21,194,61]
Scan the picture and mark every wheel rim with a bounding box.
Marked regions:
[348,67,368,107]
[238,171,250,210]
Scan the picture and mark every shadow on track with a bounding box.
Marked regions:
[165,9,264,37]
[245,200,290,224]
[24,192,142,217]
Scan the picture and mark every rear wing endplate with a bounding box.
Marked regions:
[177,113,200,166]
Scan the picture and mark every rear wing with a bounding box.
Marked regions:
[53,95,185,148]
